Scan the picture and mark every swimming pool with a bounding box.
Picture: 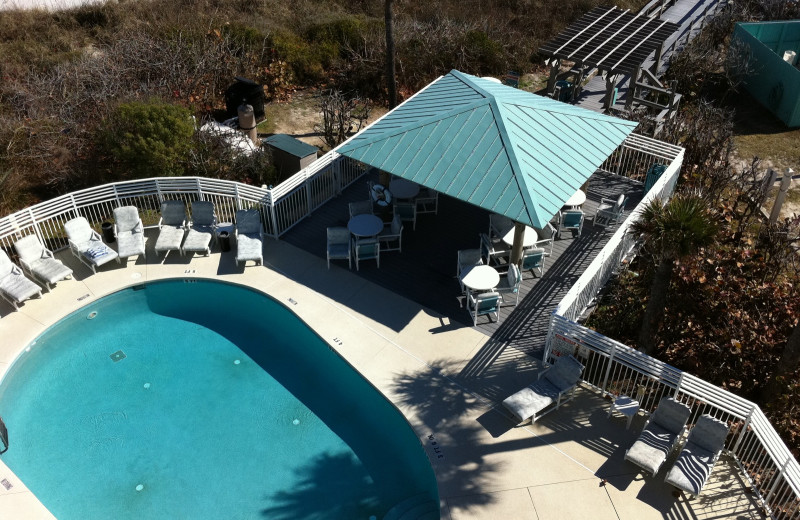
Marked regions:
[0,280,439,519]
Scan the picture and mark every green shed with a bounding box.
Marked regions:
[264,134,320,177]
[732,21,800,128]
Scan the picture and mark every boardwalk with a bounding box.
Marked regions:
[282,170,643,348]
[574,0,724,113]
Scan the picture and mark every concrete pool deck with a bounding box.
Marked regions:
[0,231,765,519]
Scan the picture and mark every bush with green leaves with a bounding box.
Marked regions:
[99,101,194,179]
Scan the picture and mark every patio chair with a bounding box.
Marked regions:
[556,209,584,239]
[457,249,483,292]
[496,264,521,307]
[532,222,556,256]
[113,206,146,262]
[502,354,585,424]
[665,414,729,497]
[415,187,438,215]
[234,209,264,267]
[479,233,509,266]
[154,200,187,257]
[520,247,546,278]
[64,216,120,273]
[394,201,417,231]
[625,397,692,476]
[0,250,43,310]
[489,213,513,240]
[466,290,500,326]
[352,237,379,270]
[349,200,373,219]
[13,235,73,291]
[182,201,217,256]
[326,227,352,269]
[378,214,403,252]
[594,194,627,229]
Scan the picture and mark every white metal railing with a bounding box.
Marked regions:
[0,153,366,253]
[547,140,800,518]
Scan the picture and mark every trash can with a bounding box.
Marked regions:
[218,231,231,252]
[101,222,115,243]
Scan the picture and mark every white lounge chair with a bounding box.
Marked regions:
[154,200,186,257]
[182,201,217,256]
[13,235,72,291]
[0,250,42,310]
[503,354,585,424]
[235,209,264,267]
[64,216,120,273]
[625,397,692,476]
[113,206,146,262]
[665,414,729,497]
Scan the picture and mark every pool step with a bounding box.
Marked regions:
[383,493,439,520]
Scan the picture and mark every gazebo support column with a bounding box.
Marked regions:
[510,222,526,266]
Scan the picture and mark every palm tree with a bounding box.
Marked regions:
[385,0,397,109]
[631,192,718,355]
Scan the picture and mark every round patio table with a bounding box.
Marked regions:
[565,189,586,208]
[460,265,500,292]
[501,226,538,248]
[347,214,383,237]
[389,179,420,200]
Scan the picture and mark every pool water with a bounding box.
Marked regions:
[0,280,438,519]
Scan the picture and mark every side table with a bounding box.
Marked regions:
[608,395,640,429]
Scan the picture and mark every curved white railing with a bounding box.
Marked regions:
[547,140,800,518]
[0,152,366,253]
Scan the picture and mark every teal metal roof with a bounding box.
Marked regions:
[337,70,638,228]
[264,134,319,157]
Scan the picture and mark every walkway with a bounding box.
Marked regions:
[574,0,726,113]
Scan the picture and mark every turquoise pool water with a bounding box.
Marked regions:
[0,280,438,519]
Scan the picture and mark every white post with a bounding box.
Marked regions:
[769,168,793,225]
[601,342,616,395]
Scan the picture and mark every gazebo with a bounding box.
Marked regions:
[337,70,638,262]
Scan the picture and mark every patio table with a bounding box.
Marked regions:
[501,226,537,248]
[460,265,500,292]
[348,214,383,237]
[389,179,420,200]
[565,189,586,208]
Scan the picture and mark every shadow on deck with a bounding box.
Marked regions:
[282,170,643,345]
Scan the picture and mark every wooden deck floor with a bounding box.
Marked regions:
[282,171,643,347]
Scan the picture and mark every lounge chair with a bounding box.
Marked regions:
[625,397,692,476]
[13,235,73,291]
[234,209,264,267]
[665,414,729,497]
[64,216,120,273]
[502,354,585,424]
[182,201,217,256]
[0,250,42,310]
[113,206,146,262]
[326,227,351,269]
[154,200,186,257]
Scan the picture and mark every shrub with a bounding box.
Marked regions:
[98,101,194,179]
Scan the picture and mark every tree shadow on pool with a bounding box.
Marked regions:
[261,452,382,520]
